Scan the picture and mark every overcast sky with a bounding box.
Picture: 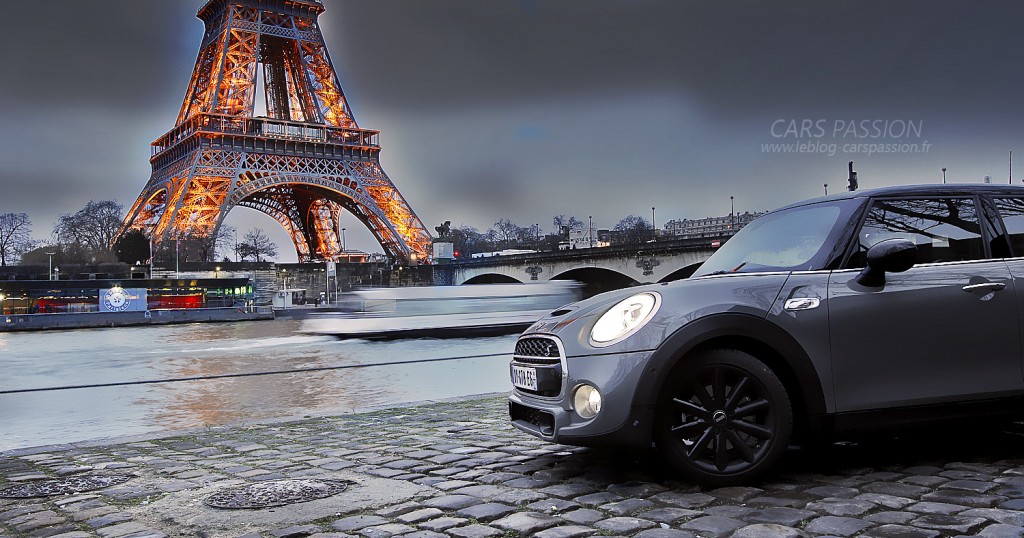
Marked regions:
[1,1,1023,260]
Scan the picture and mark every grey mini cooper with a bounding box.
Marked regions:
[509,184,1024,486]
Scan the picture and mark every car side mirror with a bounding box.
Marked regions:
[855,238,917,287]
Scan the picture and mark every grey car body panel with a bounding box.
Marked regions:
[829,261,1022,411]
[765,271,835,412]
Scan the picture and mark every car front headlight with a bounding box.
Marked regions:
[589,292,661,347]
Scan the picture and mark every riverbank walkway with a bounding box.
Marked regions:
[3,394,1024,537]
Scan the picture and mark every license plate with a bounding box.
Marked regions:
[511,365,538,391]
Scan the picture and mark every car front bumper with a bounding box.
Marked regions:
[508,336,656,447]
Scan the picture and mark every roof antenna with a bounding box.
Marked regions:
[847,161,858,192]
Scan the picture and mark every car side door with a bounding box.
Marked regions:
[827,195,1021,413]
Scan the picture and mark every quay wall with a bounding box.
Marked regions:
[0,307,274,332]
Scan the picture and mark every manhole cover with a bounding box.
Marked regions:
[205,479,354,509]
[0,473,134,498]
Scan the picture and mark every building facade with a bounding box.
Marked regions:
[663,211,764,239]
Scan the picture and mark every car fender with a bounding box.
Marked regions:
[629,312,829,429]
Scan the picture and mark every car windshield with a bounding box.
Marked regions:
[693,202,849,277]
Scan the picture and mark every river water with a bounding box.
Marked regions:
[0,320,516,452]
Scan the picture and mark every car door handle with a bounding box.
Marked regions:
[784,298,820,311]
[962,282,1006,293]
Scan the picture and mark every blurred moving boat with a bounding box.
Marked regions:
[300,282,582,339]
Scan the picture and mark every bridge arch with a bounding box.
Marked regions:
[552,267,637,297]
[225,172,410,262]
[464,273,522,284]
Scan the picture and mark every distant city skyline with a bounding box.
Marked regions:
[1,1,1022,261]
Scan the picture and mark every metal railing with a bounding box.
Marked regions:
[152,113,380,155]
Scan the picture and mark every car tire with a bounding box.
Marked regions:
[654,348,793,487]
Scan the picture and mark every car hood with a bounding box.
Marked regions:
[524,272,792,357]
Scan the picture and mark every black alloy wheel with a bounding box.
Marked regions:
[655,348,793,486]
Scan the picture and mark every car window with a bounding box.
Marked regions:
[993,198,1024,257]
[850,197,984,267]
[692,203,845,276]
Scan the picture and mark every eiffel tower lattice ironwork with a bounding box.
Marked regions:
[119,0,431,263]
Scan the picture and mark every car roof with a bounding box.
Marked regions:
[775,183,1024,212]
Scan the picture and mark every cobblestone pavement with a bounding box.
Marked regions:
[4,395,1024,538]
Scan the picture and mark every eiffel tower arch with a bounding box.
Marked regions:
[119,0,432,263]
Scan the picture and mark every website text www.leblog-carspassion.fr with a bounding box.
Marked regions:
[763,119,931,157]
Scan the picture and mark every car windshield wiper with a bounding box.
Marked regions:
[705,262,748,276]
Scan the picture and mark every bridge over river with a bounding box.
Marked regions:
[441,236,726,294]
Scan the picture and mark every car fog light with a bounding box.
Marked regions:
[573,384,602,419]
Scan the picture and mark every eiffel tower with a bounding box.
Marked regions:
[119,0,431,263]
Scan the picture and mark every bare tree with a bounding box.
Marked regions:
[237,228,278,262]
[492,218,522,248]
[147,226,239,266]
[516,224,540,246]
[0,213,34,266]
[552,215,583,239]
[449,225,493,258]
[188,226,237,263]
[614,215,653,244]
[217,225,238,262]
[54,200,124,263]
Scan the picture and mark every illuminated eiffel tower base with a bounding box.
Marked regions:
[119,0,431,263]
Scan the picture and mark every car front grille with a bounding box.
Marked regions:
[516,337,561,358]
[511,336,563,397]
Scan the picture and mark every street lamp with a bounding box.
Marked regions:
[589,216,593,248]
[651,207,656,242]
[215,266,221,279]
[53,267,59,281]
[824,183,829,196]
[46,252,55,281]
[942,168,947,184]
[730,196,735,231]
